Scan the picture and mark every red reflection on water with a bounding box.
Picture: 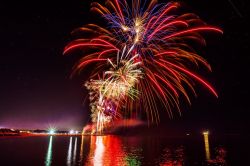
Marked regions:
[82,136,187,166]
[158,146,184,166]
[207,147,227,165]
[93,137,104,166]
[103,136,126,165]
[85,136,128,166]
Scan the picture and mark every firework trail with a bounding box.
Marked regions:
[84,47,143,132]
[64,0,222,133]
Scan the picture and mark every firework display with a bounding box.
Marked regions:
[64,0,222,133]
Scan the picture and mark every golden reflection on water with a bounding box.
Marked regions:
[45,136,53,166]
[203,131,211,160]
[79,135,84,164]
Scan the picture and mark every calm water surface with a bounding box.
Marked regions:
[0,134,247,165]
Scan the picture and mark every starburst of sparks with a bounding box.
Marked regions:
[64,0,222,133]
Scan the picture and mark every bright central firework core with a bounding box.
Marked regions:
[64,0,222,133]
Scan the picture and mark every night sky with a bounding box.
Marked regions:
[0,0,249,131]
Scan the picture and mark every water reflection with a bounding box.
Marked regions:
[124,153,141,166]
[85,136,129,165]
[93,137,104,166]
[0,134,229,165]
[80,136,84,163]
[37,134,228,165]
[158,146,184,165]
[79,135,87,164]
[67,137,72,166]
[207,147,227,165]
[203,131,211,160]
[81,136,187,166]
[67,137,78,166]
[202,132,227,165]
[45,136,53,166]
[73,137,78,165]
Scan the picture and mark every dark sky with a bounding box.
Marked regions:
[0,0,249,131]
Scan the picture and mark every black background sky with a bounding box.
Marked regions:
[0,0,249,131]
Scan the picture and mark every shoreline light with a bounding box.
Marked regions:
[69,130,79,134]
[69,130,75,134]
[48,128,56,135]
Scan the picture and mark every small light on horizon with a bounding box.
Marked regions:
[48,128,56,135]
[69,130,79,134]
[69,130,74,134]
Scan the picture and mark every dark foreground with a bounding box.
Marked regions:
[0,134,248,166]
